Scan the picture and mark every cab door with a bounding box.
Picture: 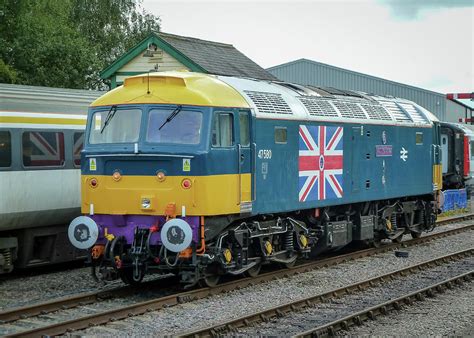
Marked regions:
[236,109,252,213]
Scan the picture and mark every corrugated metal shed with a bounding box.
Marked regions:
[267,58,446,120]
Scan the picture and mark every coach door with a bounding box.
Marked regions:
[237,110,252,213]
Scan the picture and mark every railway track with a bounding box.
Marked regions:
[179,248,474,337]
[1,216,473,337]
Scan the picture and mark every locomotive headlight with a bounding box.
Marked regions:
[112,170,121,181]
[156,171,166,182]
[141,198,151,209]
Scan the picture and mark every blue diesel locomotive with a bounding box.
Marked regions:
[68,72,442,286]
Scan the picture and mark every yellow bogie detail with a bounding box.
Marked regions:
[264,241,273,255]
[299,234,308,248]
[223,248,232,264]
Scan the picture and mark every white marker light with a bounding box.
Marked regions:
[182,205,186,217]
[89,203,94,216]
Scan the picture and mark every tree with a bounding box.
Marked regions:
[0,59,17,83]
[0,0,160,89]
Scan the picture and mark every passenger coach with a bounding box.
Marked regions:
[68,72,442,286]
[0,84,101,273]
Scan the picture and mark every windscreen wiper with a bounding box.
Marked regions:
[158,105,182,131]
[100,105,118,134]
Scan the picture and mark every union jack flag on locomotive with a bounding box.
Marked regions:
[298,125,344,202]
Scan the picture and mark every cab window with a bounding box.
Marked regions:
[239,112,250,147]
[89,108,141,144]
[212,113,233,147]
[147,109,202,145]
[0,131,12,167]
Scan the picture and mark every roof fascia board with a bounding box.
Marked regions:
[100,33,206,80]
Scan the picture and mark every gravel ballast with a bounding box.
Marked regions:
[342,283,474,336]
[235,257,473,336]
[79,228,474,336]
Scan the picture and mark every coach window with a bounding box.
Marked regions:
[73,132,84,167]
[470,141,474,160]
[239,112,250,147]
[22,131,65,167]
[275,127,287,144]
[212,113,233,147]
[0,131,12,167]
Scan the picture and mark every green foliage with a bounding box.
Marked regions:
[0,59,17,83]
[0,0,160,89]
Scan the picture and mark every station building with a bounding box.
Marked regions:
[101,31,277,88]
[267,59,471,123]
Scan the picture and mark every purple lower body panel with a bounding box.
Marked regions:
[91,214,200,245]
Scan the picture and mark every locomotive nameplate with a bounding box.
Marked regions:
[375,145,392,157]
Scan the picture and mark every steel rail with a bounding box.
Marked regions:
[2,219,473,337]
[0,276,176,324]
[294,270,473,337]
[178,248,474,337]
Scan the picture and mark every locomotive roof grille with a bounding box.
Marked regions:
[361,104,393,121]
[398,102,428,124]
[332,101,368,119]
[298,97,339,117]
[244,91,293,114]
[378,100,413,123]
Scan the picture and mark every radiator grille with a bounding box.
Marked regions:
[244,91,292,114]
[298,97,339,117]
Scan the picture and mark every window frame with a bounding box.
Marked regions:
[274,126,288,144]
[21,130,66,169]
[211,111,235,148]
[73,131,84,168]
[0,130,12,169]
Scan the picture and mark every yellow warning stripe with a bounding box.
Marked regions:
[0,116,86,125]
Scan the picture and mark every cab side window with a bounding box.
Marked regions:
[0,131,12,167]
[239,112,250,147]
[212,113,233,147]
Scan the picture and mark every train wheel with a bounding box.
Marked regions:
[199,274,220,287]
[371,238,382,248]
[244,263,261,278]
[391,235,403,244]
[199,265,220,287]
[281,255,297,269]
[410,231,422,239]
[120,267,144,286]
